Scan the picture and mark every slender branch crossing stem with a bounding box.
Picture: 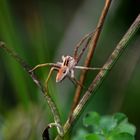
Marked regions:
[72,0,112,112]
[55,14,140,140]
[0,42,64,137]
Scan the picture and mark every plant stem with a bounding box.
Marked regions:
[71,0,112,112]
[55,14,140,140]
[0,42,64,137]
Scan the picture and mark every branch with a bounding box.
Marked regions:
[71,0,112,112]
[55,14,140,140]
[0,42,64,137]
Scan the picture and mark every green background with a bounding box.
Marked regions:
[0,0,140,139]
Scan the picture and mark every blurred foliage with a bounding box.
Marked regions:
[72,112,136,140]
[0,0,140,139]
[1,104,46,140]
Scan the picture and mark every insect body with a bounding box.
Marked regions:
[56,55,77,82]
[30,30,103,86]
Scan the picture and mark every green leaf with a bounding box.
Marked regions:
[72,129,88,140]
[99,116,117,135]
[83,112,100,127]
[86,134,104,140]
[116,123,136,136]
[113,113,127,124]
[73,112,136,140]
[108,133,135,140]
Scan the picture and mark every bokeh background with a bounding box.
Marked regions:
[0,0,140,139]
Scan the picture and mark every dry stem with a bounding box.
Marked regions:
[0,42,64,137]
[55,14,140,140]
[71,0,112,114]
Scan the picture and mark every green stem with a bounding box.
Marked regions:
[55,14,140,140]
[0,42,64,137]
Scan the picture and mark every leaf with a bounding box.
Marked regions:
[73,112,136,140]
[113,113,127,124]
[116,123,136,136]
[99,116,117,135]
[108,133,135,140]
[86,134,104,140]
[83,112,100,127]
[72,129,88,140]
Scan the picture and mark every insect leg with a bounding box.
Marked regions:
[70,69,75,78]
[76,36,91,63]
[73,26,102,62]
[74,66,107,71]
[30,63,59,72]
[73,32,93,59]
[67,75,86,90]
[45,67,58,89]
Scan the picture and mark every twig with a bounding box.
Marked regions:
[0,42,64,137]
[71,0,112,112]
[55,14,140,140]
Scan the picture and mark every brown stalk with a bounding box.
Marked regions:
[0,42,64,137]
[71,0,112,112]
[55,13,140,140]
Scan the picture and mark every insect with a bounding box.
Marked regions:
[30,30,103,87]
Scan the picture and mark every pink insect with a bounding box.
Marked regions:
[30,31,102,87]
